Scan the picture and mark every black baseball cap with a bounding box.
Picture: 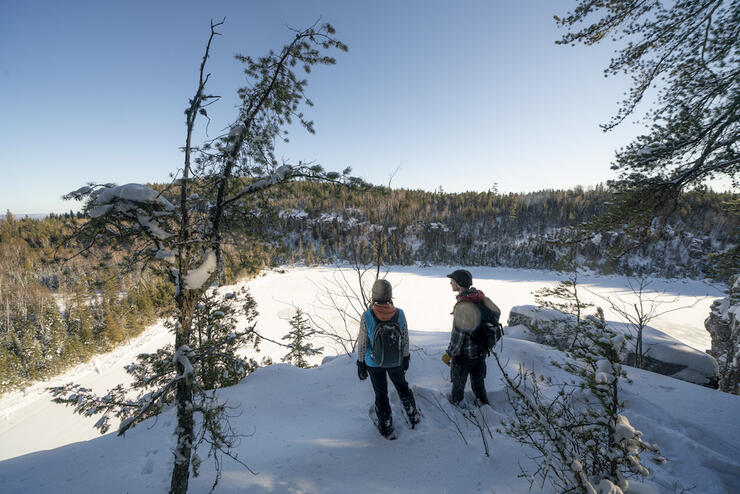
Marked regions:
[446,269,472,288]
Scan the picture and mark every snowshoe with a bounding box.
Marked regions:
[369,406,396,440]
[403,406,421,429]
[401,397,421,429]
[378,421,395,439]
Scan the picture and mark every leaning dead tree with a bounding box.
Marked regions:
[56,19,362,494]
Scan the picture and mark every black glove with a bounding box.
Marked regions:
[403,355,410,371]
[357,361,368,381]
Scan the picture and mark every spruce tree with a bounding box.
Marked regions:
[282,308,323,368]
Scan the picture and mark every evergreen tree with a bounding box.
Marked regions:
[51,19,358,494]
[102,312,124,344]
[555,1,739,241]
[193,288,259,389]
[281,308,323,368]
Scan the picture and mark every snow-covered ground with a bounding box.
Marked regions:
[0,265,736,493]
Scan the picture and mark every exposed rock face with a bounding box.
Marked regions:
[508,305,719,388]
[705,275,740,395]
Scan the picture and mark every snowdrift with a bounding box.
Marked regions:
[1,331,738,493]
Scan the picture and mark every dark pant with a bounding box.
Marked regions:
[368,365,417,421]
[450,356,488,405]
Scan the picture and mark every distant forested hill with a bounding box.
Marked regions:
[259,183,737,279]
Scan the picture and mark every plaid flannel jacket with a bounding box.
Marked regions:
[447,289,485,360]
[446,327,484,360]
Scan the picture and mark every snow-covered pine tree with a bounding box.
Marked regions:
[494,308,664,494]
[281,308,323,368]
[51,19,360,494]
[192,287,260,389]
[50,287,263,487]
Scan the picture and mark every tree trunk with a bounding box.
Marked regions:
[170,378,194,494]
[170,297,195,494]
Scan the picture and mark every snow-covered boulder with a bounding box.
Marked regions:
[705,274,740,394]
[503,324,537,342]
[508,305,719,388]
[507,306,576,349]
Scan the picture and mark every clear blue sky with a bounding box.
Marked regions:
[1,0,644,214]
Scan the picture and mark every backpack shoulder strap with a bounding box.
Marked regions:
[396,308,405,327]
[364,309,377,333]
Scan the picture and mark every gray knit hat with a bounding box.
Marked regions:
[371,279,393,303]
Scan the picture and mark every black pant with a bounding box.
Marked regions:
[368,365,417,421]
[450,356,488,405]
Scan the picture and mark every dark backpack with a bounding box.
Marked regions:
[370,311,404,368]
[471,301,503,356]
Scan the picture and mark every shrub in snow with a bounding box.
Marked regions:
[281,308,323,368]
[495,309,664,494]
[587,276,705,373]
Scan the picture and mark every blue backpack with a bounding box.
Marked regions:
[370,311,404,368]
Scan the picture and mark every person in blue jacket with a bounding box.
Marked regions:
[356,279,420,437]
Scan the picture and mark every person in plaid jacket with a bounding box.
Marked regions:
[442,269,491,406]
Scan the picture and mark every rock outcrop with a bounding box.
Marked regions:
[705,275,740,394]
[508,305,719,388]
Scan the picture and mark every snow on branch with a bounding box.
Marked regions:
[66,183,176,240]
[92,183,176,210]
[174,345,196,381]
[183,250,217,290]
[222,165,294,206]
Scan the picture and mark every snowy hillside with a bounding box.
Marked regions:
[0,266,736,493]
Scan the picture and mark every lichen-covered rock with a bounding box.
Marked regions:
[705,274,740,395]
[508,305,719,388]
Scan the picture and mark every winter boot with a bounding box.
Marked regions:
[375,407,393,437]
[402,400,420,428]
